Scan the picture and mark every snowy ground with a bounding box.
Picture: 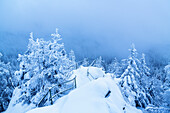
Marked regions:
[26,67,142,113]
[5,66,142,113]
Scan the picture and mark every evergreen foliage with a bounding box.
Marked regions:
[0,53,16,112]
[107,58,122,77]
[82,58,89,67]
[0,31,169,113]
[93,56,105,70]
[119,44,151,108]
[14,29,76,106]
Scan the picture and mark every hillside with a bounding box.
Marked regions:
[25,67,142,113]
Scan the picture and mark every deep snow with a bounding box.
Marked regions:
[26,67,142,113]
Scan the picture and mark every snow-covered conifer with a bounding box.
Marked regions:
[139,54,151,89]
[163,64,170,107]
[93,56,105,70]
[119,44,151,108]
[0,53,15,112]
[108,58,122,77]
[14,29,76,107]
[69,50,76,70]
[82,58,89,67]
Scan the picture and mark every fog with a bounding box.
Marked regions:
[0,0,170,60]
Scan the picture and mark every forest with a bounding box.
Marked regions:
[0,29,169,113]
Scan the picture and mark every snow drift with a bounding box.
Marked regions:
[26,67,142,113]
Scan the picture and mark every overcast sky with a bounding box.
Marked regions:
[0,0,170,59]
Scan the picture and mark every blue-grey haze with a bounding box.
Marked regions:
[0,0,170,60]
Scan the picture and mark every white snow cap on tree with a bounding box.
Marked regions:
[93,56,105,70]
[51,28,61,42]
[82,58,89,67]
[129,43,137,58]
[0,52,14,112]
[119,44,151,108]
[69,50,76,61]
[13,28,76,109]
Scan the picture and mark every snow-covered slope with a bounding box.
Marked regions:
[26,67,142,113]
[72,66,105,87]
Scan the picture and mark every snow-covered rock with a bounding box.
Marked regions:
[72,66,105,88]
[26,77,142,113]
[5,66,142,113]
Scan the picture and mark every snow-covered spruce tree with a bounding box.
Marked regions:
[145,61,166,107]
[139,54,153,104]
[93,56,105,70]
[1,54,19,72]
[163,64,170,91]
[82,58,89,67]
[107,58,122,77]
[119,44,150,108]
[163,64,170,107]
[68,50,76,70]
[0,53,15,112]
[14,29,76,106]
[119,58,129,74]
[139,54,150,85]
[148,77,164,107]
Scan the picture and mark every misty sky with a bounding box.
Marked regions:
[0,0,170,59]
